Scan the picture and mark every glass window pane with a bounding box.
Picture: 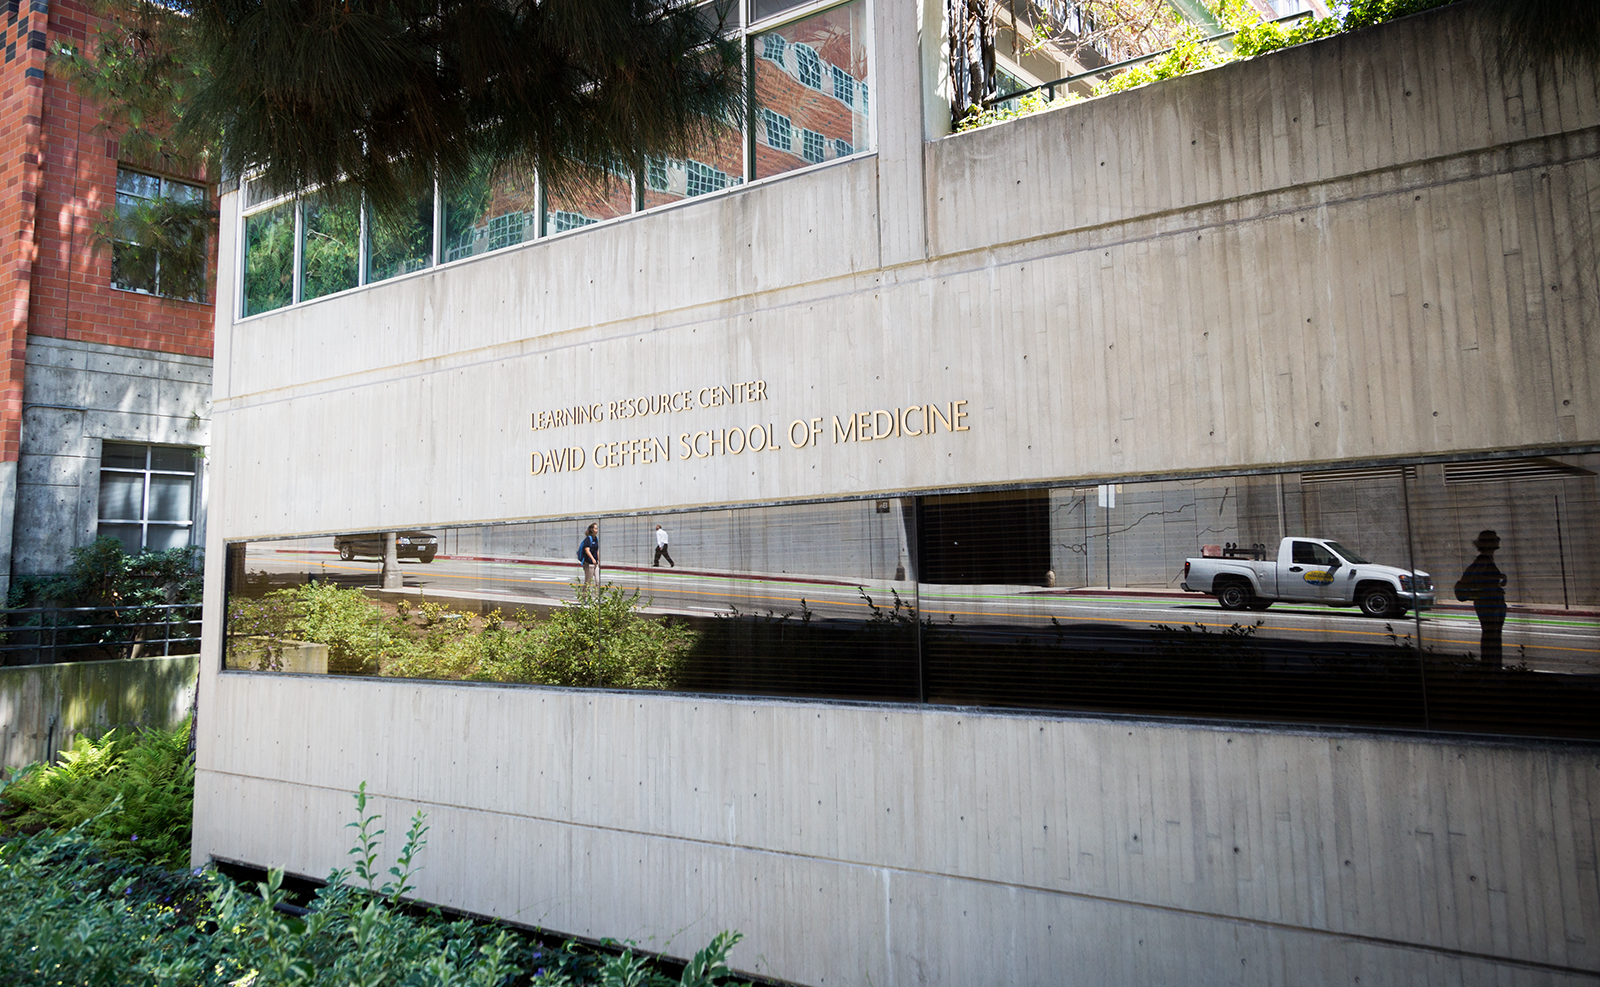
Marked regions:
[243,203,295,316]
[101,442,147,470]
[147,475,193,522]
[366,188,435,284]
[641,49,745,211]
[144,524,192,552]
[753,0,871,181]
[696,0,740,34]
[545,172,633,234]
[112,241,158,293]
[99,473,145,520]
[150,446,196,472]
[116,169,161,200]
[751,0,812,22]
[299,196,360,301]
[162,180,206,205]
[97,523,144,554]
[442,165,538,262]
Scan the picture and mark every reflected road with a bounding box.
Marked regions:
[245,549,1600,674]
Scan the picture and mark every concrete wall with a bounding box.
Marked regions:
[14,337,212,576]
[0,654,197,770]
[193,674,1600,985]
[206,5,1596,544]
[196,3,1600,984]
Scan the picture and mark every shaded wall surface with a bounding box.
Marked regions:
[0,655,197,769]
[195,676,1600,986]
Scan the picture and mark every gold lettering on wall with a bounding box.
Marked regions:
[528,393,973,477]
[532,380,769,433]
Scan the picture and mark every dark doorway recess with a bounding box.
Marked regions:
[917,490,1050,585]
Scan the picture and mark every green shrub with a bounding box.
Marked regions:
[228,582,387,674]
[1095,35,1227,95]
[380,585,698,690]
[1232,15,1341,57]
[528,584,690,689]
[955,89,1082,132]
[954,0,1462,130]
[0,785,752,987]
[0,722,194,868]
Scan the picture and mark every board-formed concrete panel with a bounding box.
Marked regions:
[14,337,211,575]
[193,673,1600,983]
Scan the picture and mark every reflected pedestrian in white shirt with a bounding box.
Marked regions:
[653,524,675,568]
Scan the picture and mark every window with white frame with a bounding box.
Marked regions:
[647,157,670,192]
[550,211,598,233]
[802,128,826,163]
[760,108,793,152]
[488,212,526,250]
[97,443,197,553]
[794,42,822,88]
[834,138,853,158]
[113,168,209,302]
[685,160,733,197]
[831,63,855,104]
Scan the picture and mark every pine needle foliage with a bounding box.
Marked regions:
[49,0,214,169]
[0,722,195,869]
[171,0,746,213]
[1477,0,1600,76]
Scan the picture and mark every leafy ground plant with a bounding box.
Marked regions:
[0,720,194,868]
[0,776,753,987]
[232,581,700,689]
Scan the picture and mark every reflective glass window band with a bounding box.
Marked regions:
[751,1,871,182]
[235,0,873,314]
[220,451,1600,740]
[367,188,436,286]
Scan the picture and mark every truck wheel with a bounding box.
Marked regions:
[339,544,354,561]
[1358,587,1397,618]
[1217,581,1253,611]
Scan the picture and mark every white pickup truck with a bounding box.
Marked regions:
[1180,537,1435,617]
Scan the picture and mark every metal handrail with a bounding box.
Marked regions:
[998,9,1317,106]
[0,603,202,664]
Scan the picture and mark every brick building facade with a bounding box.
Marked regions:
[0,0,213,598]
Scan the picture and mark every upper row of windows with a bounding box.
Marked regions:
[237,0,873,319]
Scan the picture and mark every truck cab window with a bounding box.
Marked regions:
[1292,541,1335,566]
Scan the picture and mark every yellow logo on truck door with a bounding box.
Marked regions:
[1303,569,1335,586]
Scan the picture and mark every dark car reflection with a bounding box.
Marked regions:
[334,531,438,563]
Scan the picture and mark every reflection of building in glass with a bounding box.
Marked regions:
[753,4,869,179]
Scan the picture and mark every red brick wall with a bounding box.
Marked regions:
[0,0,216,465]
[0,1,51,465]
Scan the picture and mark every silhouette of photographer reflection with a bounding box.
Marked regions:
[1454,530,1507,667]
